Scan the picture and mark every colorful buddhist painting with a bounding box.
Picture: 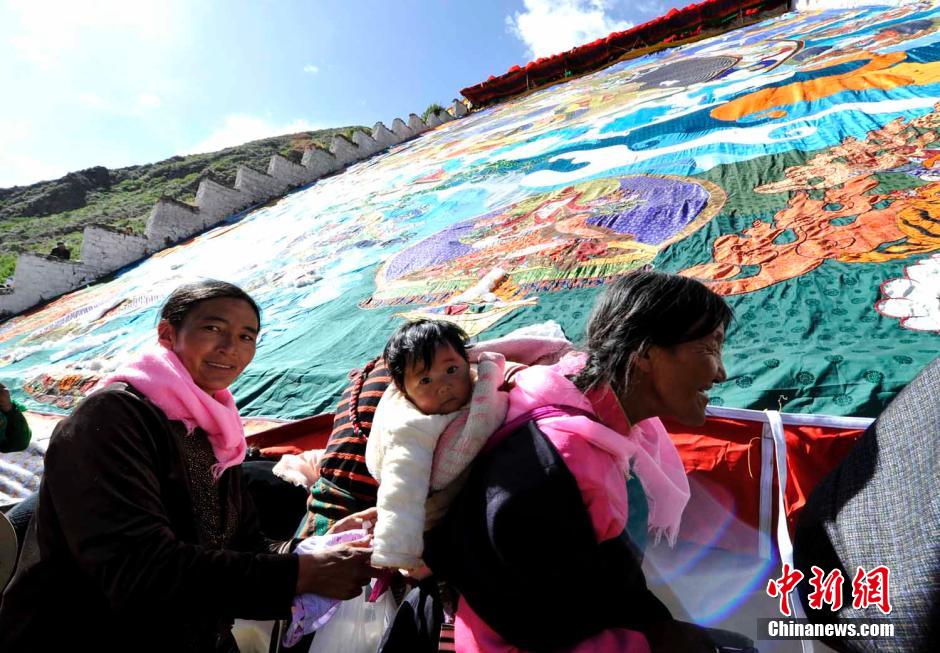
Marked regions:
[363,175,725,332]
[1,1,939,421]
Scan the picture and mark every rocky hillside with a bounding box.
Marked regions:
[0,127,363,281]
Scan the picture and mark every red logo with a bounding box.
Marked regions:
[807,566,844,611]
[766,563,804,617]
[852,566,893,614]
[767,564,893,616]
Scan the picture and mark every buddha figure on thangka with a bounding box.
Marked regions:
[361,175,726,335]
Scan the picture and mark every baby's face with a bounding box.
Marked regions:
[403,343,472,415]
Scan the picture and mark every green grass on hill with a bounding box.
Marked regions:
[0,127,363,282]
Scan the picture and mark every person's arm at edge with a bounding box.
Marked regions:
[0,399,32,453]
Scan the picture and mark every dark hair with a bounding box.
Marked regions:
[573,270,732,394]
[384,319,469,390]
[160,280,261,329]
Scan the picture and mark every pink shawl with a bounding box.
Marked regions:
[454,352,691,653]
[510,351,691,546]
[98,345,246,479]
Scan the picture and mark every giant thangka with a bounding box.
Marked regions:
[1,2,938,423]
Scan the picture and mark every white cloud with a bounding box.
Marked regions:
[74,91,162,114]
[186,115,327,155]
[137,93,162,109]
[77,92,111,109]
[0,120,68,187]
[506,0,634,59]
[6,0,177,68]
[0,155,67,188]
[303,64,320,74]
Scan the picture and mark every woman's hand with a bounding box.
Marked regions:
[296,541,376,599]
[294,508,379,599]
[328,507,378,535]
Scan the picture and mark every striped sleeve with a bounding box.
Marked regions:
[302,358,391,537]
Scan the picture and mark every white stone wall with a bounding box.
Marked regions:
[195,178,250,224]
[408,114,429,135]
[0,254,96,315]
[2,102,473,320]
[391,118,414,141]
[235,165,287,202]
[351,130,380,157]
[426,112,443,128]
[5,254,96,309]
[80,225,150,275]
[301,148,339,179]
[145,197,203,247]
[372,122,399,149]
[0,290,37,317]
[453,101,469,118]
[330,135,361,167]
[268,154,313,187]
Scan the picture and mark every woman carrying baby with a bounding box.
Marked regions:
[425,269,736,653]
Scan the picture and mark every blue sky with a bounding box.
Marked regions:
[0,0,682,188]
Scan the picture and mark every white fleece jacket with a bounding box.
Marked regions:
[365,353,508,569]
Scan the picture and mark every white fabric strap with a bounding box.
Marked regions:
[765,410,813,653]
[707,402,875,563]
[706,404,873,431]
[757,422,775,559]
[701,404,871,652]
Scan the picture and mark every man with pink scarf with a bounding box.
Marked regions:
[422,270,746,653]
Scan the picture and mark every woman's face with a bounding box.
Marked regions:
[643,324,727,426]
[157,297,259,393]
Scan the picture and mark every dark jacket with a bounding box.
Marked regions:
[0,383,298,653]
[425,420,672,651]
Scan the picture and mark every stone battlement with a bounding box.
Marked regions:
[0,102,467,319]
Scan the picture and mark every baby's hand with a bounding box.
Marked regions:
[328,507,378,535]
[400,563,432,581]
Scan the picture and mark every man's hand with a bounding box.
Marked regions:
[0,383,13,413]
[295,542,376,599]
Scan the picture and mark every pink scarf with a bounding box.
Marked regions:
[98,346,246,479]
[512,352,691,546]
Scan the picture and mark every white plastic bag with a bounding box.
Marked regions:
[307,585,397,653]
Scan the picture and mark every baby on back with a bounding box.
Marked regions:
[366,319,513,570]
